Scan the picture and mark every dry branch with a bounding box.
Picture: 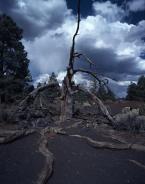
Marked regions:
[69,0,81,68]
[73,52,95,67]
[18,83,55,110]
[79,87,115,124]
[0,129,35,144]
[74,68,102,84]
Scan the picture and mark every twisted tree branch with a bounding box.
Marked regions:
[69,0,81,69]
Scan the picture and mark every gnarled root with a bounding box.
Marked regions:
[69,134,145,152]
[0,129,35,144]
[37,130,54,184]
[129,160,145,170]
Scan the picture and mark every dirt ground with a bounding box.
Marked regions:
[0,100,145,184]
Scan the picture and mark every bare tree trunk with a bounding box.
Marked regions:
[60,75,74,121]
[60,0,80,121]
[18,0,114,125]
[60,92,73,122]
[0,42,4,78]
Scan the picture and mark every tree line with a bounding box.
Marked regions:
[0,14,33,103]
[126,75,145,101]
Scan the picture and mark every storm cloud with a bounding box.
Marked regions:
[128,0,145,12]
[0,0,70,39]
[0,0,145,97]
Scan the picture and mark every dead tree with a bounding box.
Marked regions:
[60,0,114,123]
[17,0,114,124]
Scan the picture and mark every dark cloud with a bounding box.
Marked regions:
[0,0,69,39]
[76,38,145,81]
[108,79,129,97]
[0,0,145,97]
[0,0,17,11]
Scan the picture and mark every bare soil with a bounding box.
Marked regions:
[0,100,145,184]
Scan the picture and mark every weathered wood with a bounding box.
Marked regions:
[0,129,35,144]
[70,134,131,150]
[69,134,145,151]
[37,130,54,184]
[78,88,115,124]
[89,92,115,124]
[18,83,56,110]
[60,76,74,121]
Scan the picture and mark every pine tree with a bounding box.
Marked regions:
[126,75,145,101]
[91,79,115,101]
[0,14,31,80]
[0,14,32,103]
[48,72,58,85]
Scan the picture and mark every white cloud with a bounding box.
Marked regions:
[57,71,92,88]
[107,78,128,98]
[128,0,145,12]
[23,30,70,75]
[34,73,50,87]
[34,71,92,89]
[93,1,124,21]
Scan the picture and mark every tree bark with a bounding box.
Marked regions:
[60,0,80,121]
[60,75,74,121]
[0,42,4,78]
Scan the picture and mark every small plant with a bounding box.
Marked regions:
[139,104,145,116]
[114,108,145,133]
[0,104,17,124]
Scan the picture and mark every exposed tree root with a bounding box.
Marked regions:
[37,131,54,184]
[0,129,35,144]
[64,121,83,130]
[69,134,145,151]
[104,134,129,144]
[131,144,145,152]
[129,159,145,170]
[69,134,131,150]
[42,127,66,135]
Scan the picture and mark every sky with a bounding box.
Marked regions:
[0,0,145,97]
